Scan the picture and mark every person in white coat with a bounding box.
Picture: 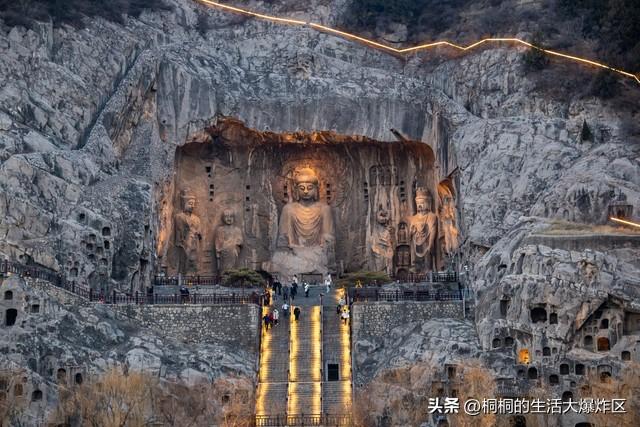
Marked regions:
[273,308,279,326]
[324,273,332,293]
[341,308,350,325]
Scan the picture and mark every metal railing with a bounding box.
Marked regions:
[348,287,472,303]
[254,414,352,426]
[1,259,265,306]
[390,271,459,284]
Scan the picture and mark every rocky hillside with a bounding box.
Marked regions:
[1,0,639,425]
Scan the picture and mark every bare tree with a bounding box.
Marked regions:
[581,362,640,427]
[449,362,497,427]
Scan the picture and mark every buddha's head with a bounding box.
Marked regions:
[294,167,319,202]
[181,190,196,213]
[415,187,432,214]
[222,209,235,225]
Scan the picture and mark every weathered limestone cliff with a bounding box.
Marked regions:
[1,0,639,425]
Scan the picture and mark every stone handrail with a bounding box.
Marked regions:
[348,287,472,303]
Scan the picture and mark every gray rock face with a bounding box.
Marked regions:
[0,276,257,423]
[1,1,640,425]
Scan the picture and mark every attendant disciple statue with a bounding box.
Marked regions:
[174,190,202,274]
[371,205,395,275]
[408,187,437,272]
[215,209,244,272]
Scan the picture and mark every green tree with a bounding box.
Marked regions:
[222,268,264,287]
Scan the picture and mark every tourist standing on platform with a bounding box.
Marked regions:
[282,301,289,317]
[273,308,279,326]
[304,282,310,298]
[324,273,332,293]
[283,284,290,301]
[293,306,301,321]
[341,308,350,325]
[291,281,298,300]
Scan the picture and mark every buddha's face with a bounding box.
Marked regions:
[297,181,318,201]
[223,211,235,225]
[416,198,429,214]
[184,198,196,213]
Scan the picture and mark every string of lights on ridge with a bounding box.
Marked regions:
[195,0,640,85]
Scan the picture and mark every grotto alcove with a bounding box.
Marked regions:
[156,117,461,279]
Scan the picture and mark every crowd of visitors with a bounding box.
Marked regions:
[262,273,348,330]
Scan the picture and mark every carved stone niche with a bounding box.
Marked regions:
[158,118,449,278]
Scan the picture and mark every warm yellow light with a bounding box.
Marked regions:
[194,0,640,85]
[256,306,272,415]
[610,216,640,228]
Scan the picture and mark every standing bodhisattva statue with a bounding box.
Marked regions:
[215,208,244,272]
[174,190,202,274]
[408,187,437,272]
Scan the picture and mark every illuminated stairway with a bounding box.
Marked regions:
[287,305,322,416]
[255,306,290,417]
[322,294,353,414]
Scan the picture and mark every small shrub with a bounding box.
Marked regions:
[337,271,390,289]
[522,32,549,71]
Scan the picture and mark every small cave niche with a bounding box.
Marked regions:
[594,310,603,319]
[31,390,42,402]
[4,291,13,300]
[600,318,609,329]
[530,307,547,323]
[102,227,111,237]
[104,240,111,250]
[562,391,573,402]
[527,367,538,380]
[543,347,551,356]
[492,338,501,348]
[575,364,585,375]
[447,366,457,379]
[584,335,593,347]
[560,363,569,375]
[518,349,530,364]
[549,313,558,324]
[70,268,78,277]
[31,304,39,313]
[621,351,631,361]
[75,373,83,385]
[597,337,610,351]
[57,368,67,383]
[504,336,514,346]
[5,309,17,327]
[549,374,559,385]
[500,298,510,317]
[77,212,86,223]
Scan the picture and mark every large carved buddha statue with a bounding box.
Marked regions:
[215,208,244,273]
[277,167,335,249]
[269,167,335,276]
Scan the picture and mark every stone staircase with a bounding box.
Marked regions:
[255,289,353,425]
[256,306,290,417]
[322,300,352,414]
[288,305,322,415]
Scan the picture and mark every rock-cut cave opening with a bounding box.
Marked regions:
[157,118,461,280]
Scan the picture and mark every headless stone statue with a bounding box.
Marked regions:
[371,205,394,275]
[408,187,437,272]
[215,209,244,273]
[269,167,335,275]
[174,190,202,274]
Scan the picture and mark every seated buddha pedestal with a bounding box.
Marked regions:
[266,167,335,278]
